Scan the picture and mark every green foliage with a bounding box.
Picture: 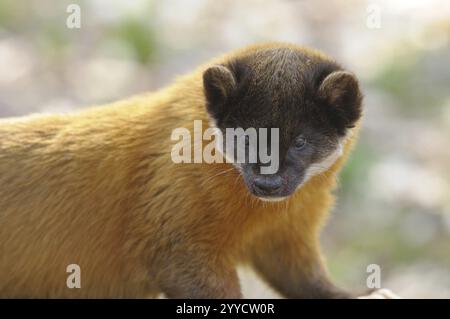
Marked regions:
[371,42,450,117]
[112,19,157,65]
[0,1,27,30]
[339,137,377,194]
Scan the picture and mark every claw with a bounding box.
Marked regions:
[358,288,401,299]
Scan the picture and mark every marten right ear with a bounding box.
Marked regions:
[203,65,237,117]
[318,71,362,134]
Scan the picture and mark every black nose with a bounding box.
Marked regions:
[253,175,283,195]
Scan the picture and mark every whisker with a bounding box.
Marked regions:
[202,166,235,185]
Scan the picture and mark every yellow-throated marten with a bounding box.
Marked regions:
[0,42,393,298]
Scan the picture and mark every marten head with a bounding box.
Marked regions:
[203,46,362,201]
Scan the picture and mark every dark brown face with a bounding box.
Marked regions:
[203,48,362,200]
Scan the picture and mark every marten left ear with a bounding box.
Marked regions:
[203,65,237,118]
[318,71,362,133]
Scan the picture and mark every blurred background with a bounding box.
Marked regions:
[0,0,449,298]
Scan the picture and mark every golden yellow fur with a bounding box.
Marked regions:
[0,43,359,298]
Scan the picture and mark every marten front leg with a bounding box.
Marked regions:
[247,224,353,299]
[157,250,242,298]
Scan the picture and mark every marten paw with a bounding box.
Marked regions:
[357,288,401,299]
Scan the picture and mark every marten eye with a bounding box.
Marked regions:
[239,134,250,148]
[294,136,307,150]
[244,135,250,147]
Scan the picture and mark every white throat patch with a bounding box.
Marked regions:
[303,139,345,183]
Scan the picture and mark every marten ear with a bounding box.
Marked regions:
[203,65,237,117]
[318,71,362,132]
